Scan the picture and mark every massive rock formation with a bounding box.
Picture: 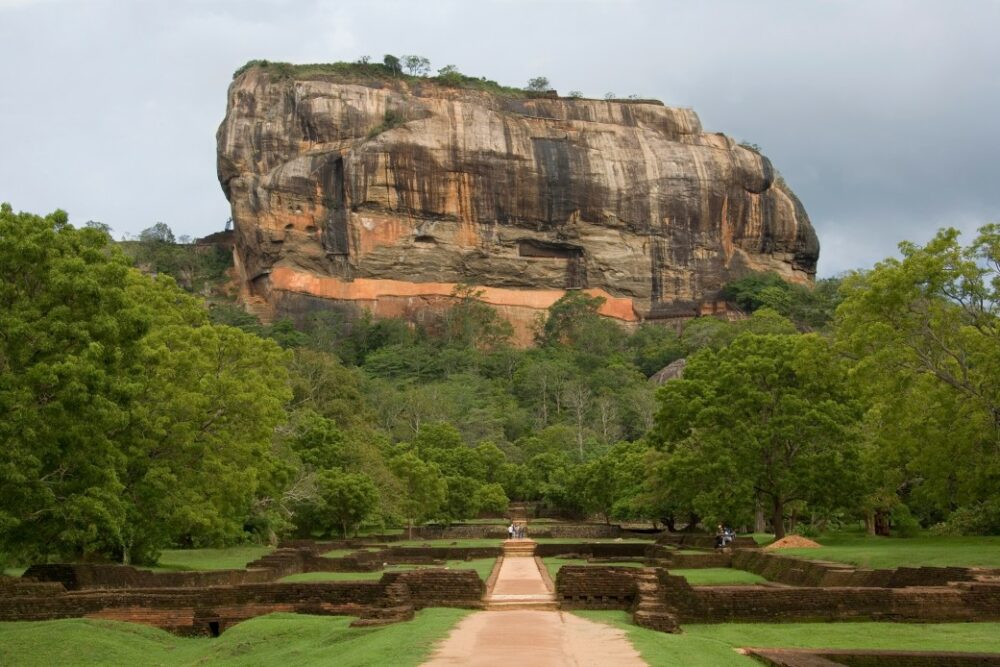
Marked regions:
[217,64,818,341]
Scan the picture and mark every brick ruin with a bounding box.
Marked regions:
[3,535,1000,664]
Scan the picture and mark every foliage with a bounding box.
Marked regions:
[401,55,431,76]
[836,225,1000,530]
[0,204,290,564]
[648,333,862,538]
[722,271,842,331]
[526,76,551,92]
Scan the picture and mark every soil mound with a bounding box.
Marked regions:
[764,535,822,550]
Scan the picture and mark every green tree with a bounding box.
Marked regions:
[0,204,144,562]
[649,333,862,538]
[383,54,402,76]
[836,225,1000,529]
[527,76,550,92]
[472,483,509,515]
[401,54,431,76]
[321,470,379,537]
[120,320,290,561]
[390,452,446,538]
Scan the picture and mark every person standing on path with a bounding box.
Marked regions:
[507,522,515,540]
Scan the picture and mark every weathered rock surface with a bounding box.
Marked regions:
[217,65,818,341]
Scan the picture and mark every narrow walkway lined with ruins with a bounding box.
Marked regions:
[422,539,646,667]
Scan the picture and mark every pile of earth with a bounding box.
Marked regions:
[764,535,822,550]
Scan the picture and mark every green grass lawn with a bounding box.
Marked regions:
[148,545,274,571]
[322,548,374,558]
[541,557,644,580]
[280,558,497,583]
[577,611,1000,666]
[2,567,26,577]
[669,568,768,586]
[532,537,655,544]
[776,534,1000,569]
[0,608,468,667]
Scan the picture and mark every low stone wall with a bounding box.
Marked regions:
[0,580,389,634]
[382,569,484,608]
[553,565,1000,626]
[22,563,277,591]
[535,542,650,559]
[0,569,484,634]
[656,570,1000,624]
[556,566,639,609]
[733,550,981,588]
[655,533,758,550]
[647,545,733,568]
[748,648,1000,667]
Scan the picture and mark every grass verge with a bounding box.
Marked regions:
[576,611,1000,667]
[776,534,1000,569]
[150,545,274,571]
[0,609,468,667]
[668,568,767,585]
[541,557,643,580]
[280,558,497,583]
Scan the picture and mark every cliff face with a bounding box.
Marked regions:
[217,66,818,340]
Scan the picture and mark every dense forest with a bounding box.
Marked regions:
[2,202,999,566]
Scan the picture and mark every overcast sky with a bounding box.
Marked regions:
[2,0,997,276]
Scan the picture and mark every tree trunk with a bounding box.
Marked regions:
[408,518,414,541]
[864,512,876,536]
[754,505,766,534]
[772,498,786,539]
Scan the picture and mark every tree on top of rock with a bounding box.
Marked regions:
[527,76,551,92]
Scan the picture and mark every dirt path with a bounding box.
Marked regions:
[423,554,645,666]
[421,609,646,667]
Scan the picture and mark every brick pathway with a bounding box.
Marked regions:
[423,550,645,666]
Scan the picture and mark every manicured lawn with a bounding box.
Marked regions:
[669,568,767,586]
[541,557,643,580]
[577,611,1000,666]
[322,548,373,558]
[777,534,1000,569]
[532,537,655,544]
[0,609,468,667]
[3,567,26,577]
[280,558,498,583]
[150,545,273,571]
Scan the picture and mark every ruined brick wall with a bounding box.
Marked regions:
[535,543,649,559]
[749,648,1000,667]
[382,569,484,608]
[647,546,733,568]
[22,563,277,591]
[556,566,639,609]
[732,550,979,588]
[656,570,1000,624]
[656,534,758,550]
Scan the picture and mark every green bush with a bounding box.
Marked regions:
[934,500,1000,536]
[890,504,921,537]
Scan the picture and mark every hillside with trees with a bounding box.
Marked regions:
[3,204,999,568]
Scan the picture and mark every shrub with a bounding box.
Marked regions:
[934,500,1000,536]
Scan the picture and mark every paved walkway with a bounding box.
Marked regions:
[423,553,645,667]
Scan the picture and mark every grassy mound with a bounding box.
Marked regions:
[0,609,468,666]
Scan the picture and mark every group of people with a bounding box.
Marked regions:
[507,522,527,539]
[715,524,736,549]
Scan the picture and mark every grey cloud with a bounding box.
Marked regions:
[2,0,997,276]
